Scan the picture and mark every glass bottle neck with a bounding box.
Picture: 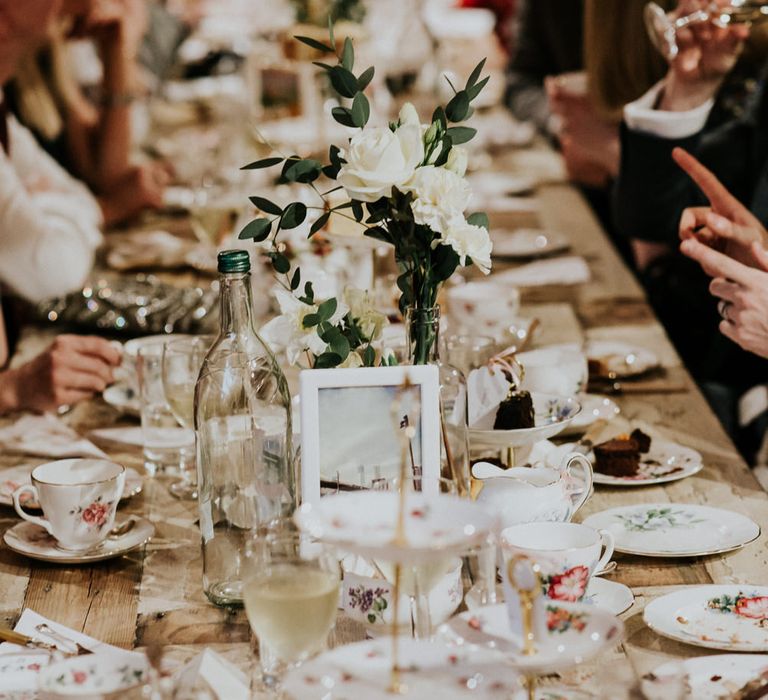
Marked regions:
[219,272,255,336]
[406,306,441,365]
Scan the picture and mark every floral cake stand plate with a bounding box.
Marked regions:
[641,653,768,699]
[295,490,497,564]
[38,653,147,698]
[581,504,760,557]
[643,586,768,652]
[441,602,624,675]
[283,638,526,699]
[548,439,703,486]
[3,517,154,564]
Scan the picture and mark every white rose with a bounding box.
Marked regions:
[403,165,472,233]
[398,101,420,127]
[439,214,493,275]
[445,146,468,177]
[338,124,424,203]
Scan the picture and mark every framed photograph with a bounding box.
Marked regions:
[299,365,442,505]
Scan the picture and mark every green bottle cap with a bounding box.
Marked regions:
[217,249,251,274]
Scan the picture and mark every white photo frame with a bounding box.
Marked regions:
[299,365,442,505]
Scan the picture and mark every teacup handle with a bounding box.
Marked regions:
[12,485,53,535]
[562,452,593,514]
[596,529,615,573]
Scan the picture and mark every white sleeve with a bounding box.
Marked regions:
[624,81,715,140]
[0,120,103,303]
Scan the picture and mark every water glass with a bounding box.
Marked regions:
[137,342,195,478]
[443,334,496,376]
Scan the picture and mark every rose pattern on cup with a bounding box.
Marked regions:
[708,593,768,625]
[546,605,588,634]
[69,496,115,530]
[542,564,590,602]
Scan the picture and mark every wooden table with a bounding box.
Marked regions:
[1,138,766,695]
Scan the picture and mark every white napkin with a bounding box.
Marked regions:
[0,609,142,695]
[0,415,108,460]
[492,256,591,288]
[467,364,516,429]
[173,649,249,700]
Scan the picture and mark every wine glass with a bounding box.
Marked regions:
[243,526,341,695]
[645,1,768,60]
[161,336,211,499]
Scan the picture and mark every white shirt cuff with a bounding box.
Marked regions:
[624,81,714,140]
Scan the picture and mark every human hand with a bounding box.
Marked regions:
[99,162,169,224]
[1,335,122,413]
[79,0,147,53]
[675,147,768,268]
[680,236,768,359]
[660,0,748,111]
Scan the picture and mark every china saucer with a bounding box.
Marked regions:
[0,465,143,509]
[492,228,570,259]
[582,503,760,557]
[644,586,768,652]
[3,517,154,564]
[642,653,768,699]
[441,601,623,674]
[283,638,524,699]
[38,653,147,697]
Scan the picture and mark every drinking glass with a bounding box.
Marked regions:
[443,334,496,376]
[645,1,768,60]
[243,527,341,695]
[190,175,241,248]
[161,336,211,499]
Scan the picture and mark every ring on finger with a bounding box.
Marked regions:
[717,299,733,323]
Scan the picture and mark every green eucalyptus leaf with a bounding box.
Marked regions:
[446,90,470,122]
[238,218,272,241]
[467,212,489,230]
[431,243,460,282]
[283,158,322,184]
[248,196,283,215]
[312,61,335,71]
[341,37,354,70]
[269,252,291,274]
[295,35,335,53]
[317,298,338,321]
[241,156,283,170]
[467,75,490,101]
[322,163,341,179]
[329,332,350,359]
[466,58,486,89]
[432,106,447,130]
[351,92,370,127]
[309,211,331,236]
[302,312,320,328]
[280,202,307,229]
[357,66,375,91]
[300,281,315,304]
[351,200,363,221]
[331,106,356,128]
[363,226,392,244]
[329,144,344,167]
[445,126,476,145]
[328,16,335,47]
[329,66,359,98]
[314,352,342,369]
[290,267,301,290]
[362,345,375,366]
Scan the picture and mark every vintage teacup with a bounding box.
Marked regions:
[12,459,126,551]
[500,522,614,603]
[517,343,588,396]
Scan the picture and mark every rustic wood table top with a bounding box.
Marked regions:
[1,141,765,696]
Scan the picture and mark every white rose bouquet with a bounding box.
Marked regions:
[240,24,491,366]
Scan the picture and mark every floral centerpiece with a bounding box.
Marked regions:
[239,23,492,368]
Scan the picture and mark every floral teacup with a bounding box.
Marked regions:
[12,459,125,551]
[500,522,614,603]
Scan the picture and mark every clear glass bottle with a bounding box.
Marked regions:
[195,249,295,607]
[405,306,470,496]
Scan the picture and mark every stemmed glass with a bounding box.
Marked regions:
[645,1,768,60]
[161,336,210,499]
[243,527,341,696]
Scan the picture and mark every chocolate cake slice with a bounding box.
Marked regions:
[630,428,651,454]
[494,388,535,430]
[593,435,641,477]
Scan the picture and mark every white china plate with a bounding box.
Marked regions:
[644,586,768,652]
[88,426,146,448]
[0,465,143,509]
[3,517,154,564]
[582,504,760,557]
[558,394,620,437]
[102,383,140,416]
[442,601,623,674]
[465,578,634,617]
[295,491,497,564]
[642,653,768,699]
[38,654,147,696]
[283,638,523,699]
[585,340,660,378]
[493,228,570,259]
[548,438,703,486]
[470,393,582,449]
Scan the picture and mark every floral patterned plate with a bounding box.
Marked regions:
[582,504,760,558]
[282,638,525,699]
[641,653,768,699]
[441,601,623,675]
[548,439,703,486]
[643,586,768,652]
[0,464,143,509]
[295,491,498,564]
[38,653,147,697]
[3,517,154,564]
